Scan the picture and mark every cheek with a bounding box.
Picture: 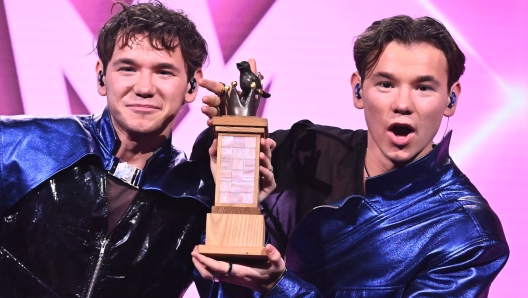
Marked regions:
[363,109,385,135]
[420,105,445,134]
[417,97,445,116]
[431,102,448,120]
[159,81,186,100]
[363,100,388,124]
[364,90,394,110]
[106,80,133,99]
[164,88,184,101]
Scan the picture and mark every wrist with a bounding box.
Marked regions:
[260,268,287,294]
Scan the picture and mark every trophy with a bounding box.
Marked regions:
[198,61,271,259]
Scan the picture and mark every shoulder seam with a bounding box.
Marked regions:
[436,238,505,267]
[450,194,486,238]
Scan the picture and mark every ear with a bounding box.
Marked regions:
[444,81,461,117]
[184,68,203,104]
[96,60,106,96]
[351,72,363,109]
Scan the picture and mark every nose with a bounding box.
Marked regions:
[391,88,414,115]
[133,71,156,99]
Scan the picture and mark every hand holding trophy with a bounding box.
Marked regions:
[193,61,284,293]
[198,60,272,260]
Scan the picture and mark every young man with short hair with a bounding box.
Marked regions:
[0,2,275,297]
[194,15,508,297]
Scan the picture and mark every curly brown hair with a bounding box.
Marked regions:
[96,1,208,82]
[354,15,465,90]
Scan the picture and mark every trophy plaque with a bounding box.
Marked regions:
[198,61,271,259]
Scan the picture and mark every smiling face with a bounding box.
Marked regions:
[352,41,460,172]
[96,35,199,143]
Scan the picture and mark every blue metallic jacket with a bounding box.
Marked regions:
[0,109,213,297]
[263,122,508,297]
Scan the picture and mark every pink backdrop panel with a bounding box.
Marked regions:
[1,0,526,296]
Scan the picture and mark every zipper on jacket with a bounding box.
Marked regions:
[85,238,109,298]
[83,176,142,298]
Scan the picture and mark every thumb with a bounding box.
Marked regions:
[265,244,282,266]
[262,244,286,293]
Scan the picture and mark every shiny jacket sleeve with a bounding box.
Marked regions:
[193,270,321,298]
[404,239,509,297]
[193,271,259,298]
[264,270,322,298]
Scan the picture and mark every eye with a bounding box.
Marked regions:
[157,70,175,76]
[417,85,433,91]
[119,67,135,72]
[378,82,393,88]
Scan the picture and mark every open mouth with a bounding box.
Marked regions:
[389,124,414,137]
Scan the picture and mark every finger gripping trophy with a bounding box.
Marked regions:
[198,61,270,260]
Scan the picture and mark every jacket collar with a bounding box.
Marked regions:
[91,108,176,176]
[364,131,453,212]
[0,110,211,215]
[91,108,118,170]
[89,108,206,203]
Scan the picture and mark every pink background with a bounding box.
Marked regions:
[0,0,526,296]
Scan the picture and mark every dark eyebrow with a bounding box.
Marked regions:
[155,63,180,73]
[112,58,137,67]
[371,72,441,87]
[414,75,441,87]
[111,59,181,73]
[371,71,394,80]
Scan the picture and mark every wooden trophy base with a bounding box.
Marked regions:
[198,116,269,261]
[197,246,267,260]
[198,213,267,260]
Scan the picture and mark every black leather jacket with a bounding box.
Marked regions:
[0,109,211,297]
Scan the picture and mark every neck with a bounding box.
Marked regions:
[113,129,168,170]
[364,147,395,178]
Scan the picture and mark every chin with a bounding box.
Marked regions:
[124,121,161,135]
[386,150,418,167]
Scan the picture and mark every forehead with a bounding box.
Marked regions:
[368,42,448,82]
[110,34,183,64]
